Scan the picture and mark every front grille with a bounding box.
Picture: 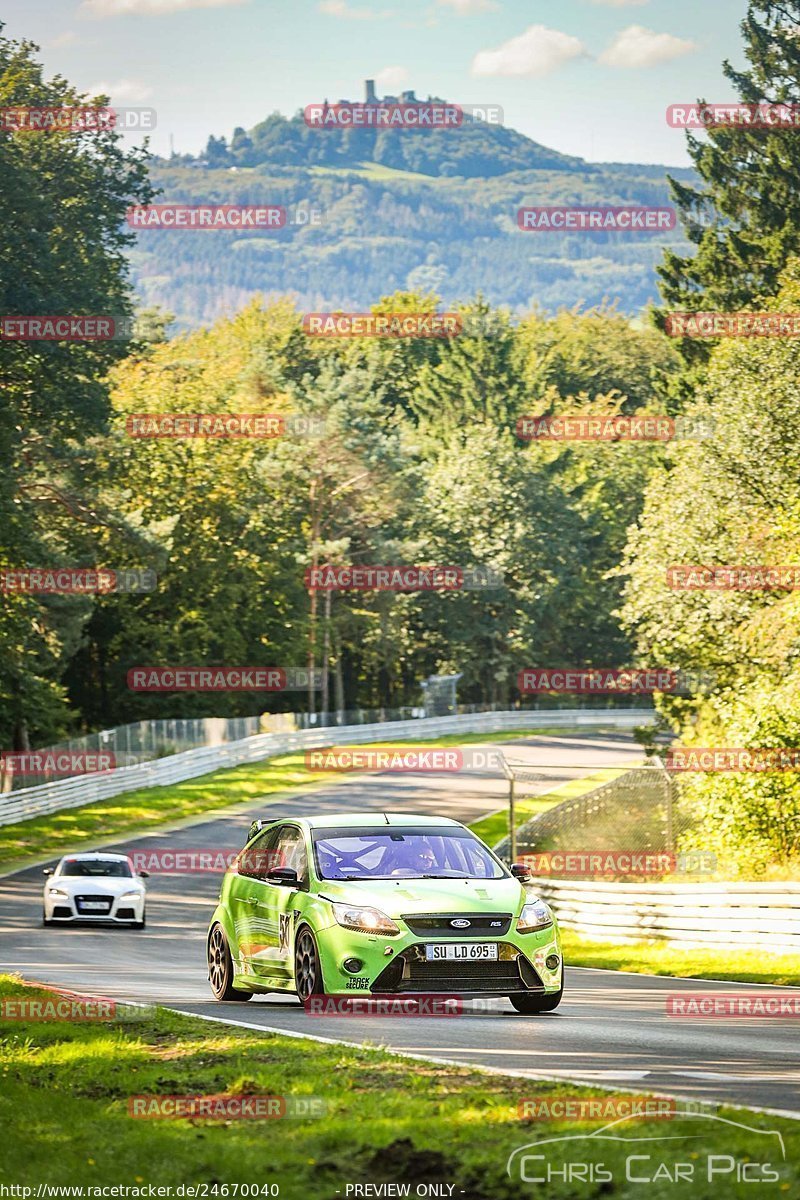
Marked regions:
[52,906,72,918]
[75,894,113,914]
[372,946,543,994]
[403,913,512,937]
[116,907,136,920]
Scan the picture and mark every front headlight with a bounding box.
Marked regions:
[517,900,554,933]
[119,890,142,900]
[331,902,400,936]
[47,888,68,898]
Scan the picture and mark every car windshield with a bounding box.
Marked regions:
[58,859,132,878]
[312,826,506,881]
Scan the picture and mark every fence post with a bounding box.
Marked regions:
[664,763,675,853]
[509,775,517,863]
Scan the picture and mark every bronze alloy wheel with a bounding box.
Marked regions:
[208,923,252,1001]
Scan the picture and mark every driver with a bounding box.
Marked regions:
[390,841,437,875]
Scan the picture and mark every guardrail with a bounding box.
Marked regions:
[0,707,649,828]
[529,877,800,952]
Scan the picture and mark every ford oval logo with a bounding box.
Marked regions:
[450,918,471,928]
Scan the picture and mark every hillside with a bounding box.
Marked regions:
[130,99,697,328]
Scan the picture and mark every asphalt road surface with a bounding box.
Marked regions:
[2,731,798,1117]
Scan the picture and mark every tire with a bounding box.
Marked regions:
[42,909,52,927]
[133,913,146,930]
[510,972,564,1014]
[294,925,325,1003]
[208,922,253,1001]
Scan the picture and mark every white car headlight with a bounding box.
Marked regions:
[517,899,554,933]
[47,888,68,898]
[119,890,142,900]
[331,902,400,936]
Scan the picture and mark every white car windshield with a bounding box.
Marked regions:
[312,827,505,880]
[58,859,133,878]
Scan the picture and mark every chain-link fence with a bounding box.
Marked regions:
[494,761,698,877]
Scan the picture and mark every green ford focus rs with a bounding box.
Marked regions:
[207,812,563,1014]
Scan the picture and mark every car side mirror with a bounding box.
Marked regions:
[267,866,299,887]
[511,863,531,880]
[138,870,150,879]
[43,868,53,876]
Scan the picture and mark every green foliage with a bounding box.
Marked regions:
[0,29,153,749]
[658,1,800,357]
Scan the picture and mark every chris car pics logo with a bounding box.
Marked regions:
[506,1111,785,1186]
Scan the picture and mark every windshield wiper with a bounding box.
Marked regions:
[421,873,471,879]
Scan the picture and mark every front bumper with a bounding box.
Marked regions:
[314,917,562,997]
[43,892,145,923]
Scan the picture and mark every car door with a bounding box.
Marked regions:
[227,825,282,974]
[249,824,309,984]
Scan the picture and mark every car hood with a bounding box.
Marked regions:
[317,875,526,917]
[49,877,142,895]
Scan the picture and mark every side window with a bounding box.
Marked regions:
[273,826,308,884]
[238,826,281,880]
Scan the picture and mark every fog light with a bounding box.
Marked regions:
[343,957,364,974]
[545,954,560,971]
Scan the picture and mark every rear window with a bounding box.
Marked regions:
[58,859,132,878]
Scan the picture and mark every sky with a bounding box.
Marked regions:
[3,0,751,166]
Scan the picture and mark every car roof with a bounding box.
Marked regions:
[58,851,131,861]
[284,813,464,831]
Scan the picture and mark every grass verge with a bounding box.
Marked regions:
[0,975,796,1197]
[561,929,800,987]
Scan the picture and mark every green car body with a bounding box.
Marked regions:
[207,813,563,1013]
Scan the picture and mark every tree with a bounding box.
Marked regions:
[658,1,800,359]
[0,28,153,749]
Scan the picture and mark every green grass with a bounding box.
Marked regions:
[562,930,800,988]
[0,727,604,874]
[0,975,796,1197]
[469,766,630,848]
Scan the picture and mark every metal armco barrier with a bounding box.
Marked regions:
[0,708,649,827]
[530,877,800,952]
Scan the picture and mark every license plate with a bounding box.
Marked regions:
[80,901,108,911]
[425,942,498,961]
